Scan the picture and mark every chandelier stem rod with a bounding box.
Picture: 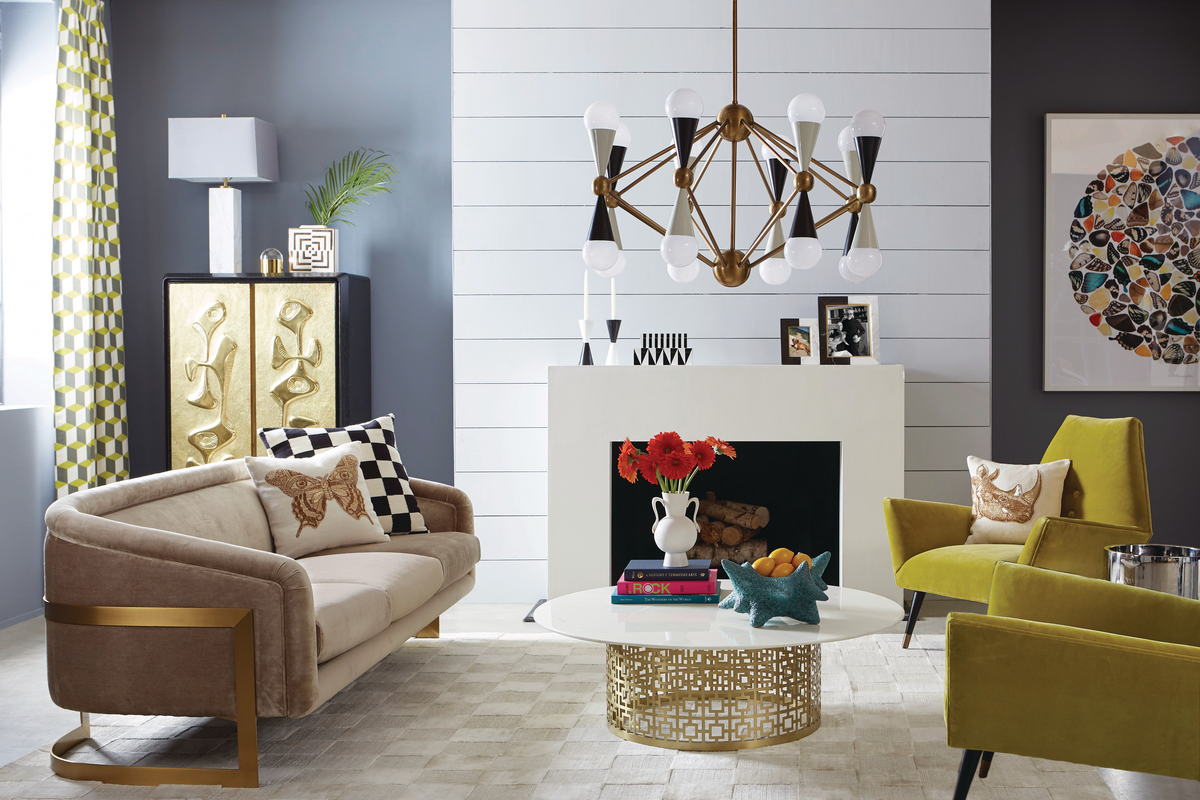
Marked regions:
[688,121,727,174]
[810,157,860,190]
[687,187,722,262]
[814,201,858,230]
[747,125,797,175]
[729,125,737,251]
[691,213,721,262]
[745,136,774,201]
[692,136,723,192]
[732,0,738,105]
[741,187,797,265]
[748,243,785,268]
[618,152,675,195]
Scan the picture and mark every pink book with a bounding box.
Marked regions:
[616,569,717,595]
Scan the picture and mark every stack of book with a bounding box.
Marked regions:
[612,559,719,604]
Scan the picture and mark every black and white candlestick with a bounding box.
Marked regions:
[605,278,620,365]
[579,268,593,365]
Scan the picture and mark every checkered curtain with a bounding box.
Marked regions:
[51,0,128,497]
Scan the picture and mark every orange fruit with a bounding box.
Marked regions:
[769,548,795,565]
[770,562,795,578]
[752,557,775,577]
[792,552,812,569]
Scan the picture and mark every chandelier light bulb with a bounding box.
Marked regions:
[660,234,698,268]
[583,102,620,132]
[846,247,882,278]
[837,125,855,154]
[850,109,886,139]
[839,255,867,283]
[582,239,619,272]
[665,88,704,120]
[613,122,632,149]
[784,237,822,270]
[668,259,701,283]
[787,94,825,125]
[759,258,792,285]
[595,249,626,278]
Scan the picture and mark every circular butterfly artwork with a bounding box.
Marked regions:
[1067,136,1200,364]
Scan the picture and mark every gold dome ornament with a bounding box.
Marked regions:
[259,248,284,276]
[579,0,887,287]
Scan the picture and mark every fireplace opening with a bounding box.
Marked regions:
[609,440,841,585]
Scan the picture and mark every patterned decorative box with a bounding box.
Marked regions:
[288,225,339,273]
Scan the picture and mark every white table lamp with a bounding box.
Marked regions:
[168,116,279,273]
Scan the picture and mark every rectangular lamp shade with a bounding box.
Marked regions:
[168,117,279,183]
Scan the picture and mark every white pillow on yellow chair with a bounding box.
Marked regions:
[964,456,1071,545]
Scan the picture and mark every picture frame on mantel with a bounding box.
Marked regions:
[780,318,817,365]
[818,296,880,365]
[1044,114,1200,391]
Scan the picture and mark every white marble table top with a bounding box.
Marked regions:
[533,582,904,650]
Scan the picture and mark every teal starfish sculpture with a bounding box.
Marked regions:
[719,552,831,627]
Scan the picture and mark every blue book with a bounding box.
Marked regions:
[611,587,719,604]
[622,559,710,582]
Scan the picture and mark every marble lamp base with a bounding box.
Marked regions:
[209,186,241,274]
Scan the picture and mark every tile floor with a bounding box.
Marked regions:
[0,599,1193,799]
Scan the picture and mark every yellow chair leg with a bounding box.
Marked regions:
[416,616,440,638]
[44,602,259,788]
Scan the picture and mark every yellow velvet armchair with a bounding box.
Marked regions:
[944,563,1200,799]
[883,415,1153,647]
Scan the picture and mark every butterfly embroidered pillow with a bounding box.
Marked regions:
[964,456,1071,545]
[245,442,388,559]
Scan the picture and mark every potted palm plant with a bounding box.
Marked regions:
[288,148,396,273]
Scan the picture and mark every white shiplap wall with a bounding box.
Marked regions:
[452,0,991,602]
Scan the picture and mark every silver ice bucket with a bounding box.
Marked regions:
[1106,544,1200,600]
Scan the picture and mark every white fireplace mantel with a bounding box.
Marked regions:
[547,365,905,603]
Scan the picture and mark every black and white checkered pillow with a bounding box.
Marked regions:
[257,415,427,534]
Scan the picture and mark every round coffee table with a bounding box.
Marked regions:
[534,583,902,751]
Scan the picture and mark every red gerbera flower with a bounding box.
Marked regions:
[617,438,641,483]
[658,450,697,481]
[636,453,658,484]
[690,440,716,470]
[705,437,737,459]
[647,431,686,463]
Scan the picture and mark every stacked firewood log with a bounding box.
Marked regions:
[687,492,771,568]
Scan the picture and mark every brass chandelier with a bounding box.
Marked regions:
[580,0,886,288]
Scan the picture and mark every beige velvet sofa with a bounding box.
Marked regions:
[42,460,479,786]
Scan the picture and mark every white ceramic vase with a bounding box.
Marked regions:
[288,224,339,273]
[651,491,700,567]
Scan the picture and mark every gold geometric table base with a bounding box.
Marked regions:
[606,643,820,751]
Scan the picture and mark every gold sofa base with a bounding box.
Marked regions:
[44,601,259,788]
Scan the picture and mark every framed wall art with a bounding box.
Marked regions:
[779,318,817,365]
[1045,114,1200,391]
[817,296,879,366]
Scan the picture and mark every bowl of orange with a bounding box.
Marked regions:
[751,548,813,578]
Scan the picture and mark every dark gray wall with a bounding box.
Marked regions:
[109,0,453,482]
[993,1,1194,546]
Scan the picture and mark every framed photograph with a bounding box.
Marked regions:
[818,296,879,365]
[780,318,817,364]
[1045,114,1200,391]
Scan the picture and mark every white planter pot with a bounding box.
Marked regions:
[288,224,339,273]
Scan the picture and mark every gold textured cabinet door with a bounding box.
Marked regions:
[168,283,254,469]
[253,281,337,451]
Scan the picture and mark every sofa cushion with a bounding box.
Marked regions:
[311,583,391,663]
[299,552,444,622]
[895,544,1024,604]
[305,532,480,590]
[103,478,274,551]
[245,442,390,559]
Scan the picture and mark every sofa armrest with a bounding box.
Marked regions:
[1017,516,1151,579]
[44,508,318,718]
[986,562,1200,648]
[882,497,971,573]
[410,477,474,536]
[945,612,1200,779]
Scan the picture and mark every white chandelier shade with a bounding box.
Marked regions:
[579,0,887,288]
